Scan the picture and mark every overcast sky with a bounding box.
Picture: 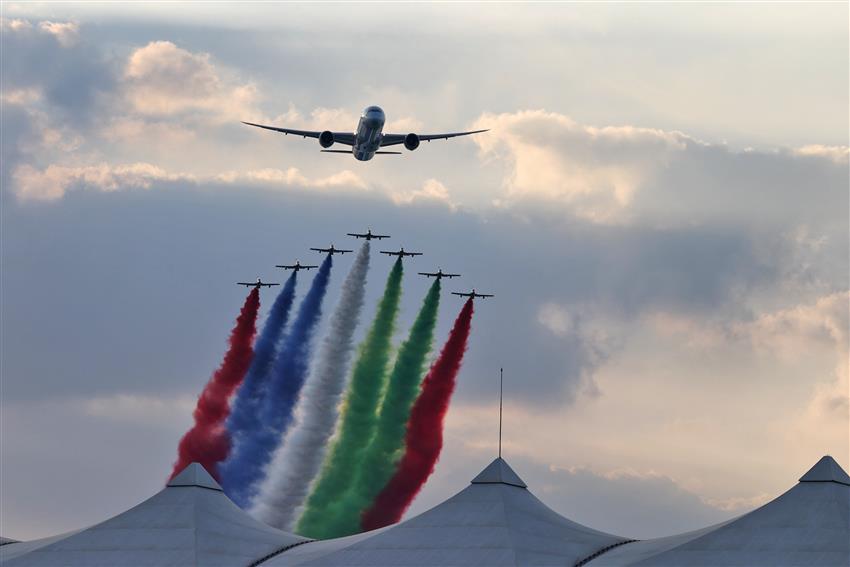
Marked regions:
[1,2,848,542]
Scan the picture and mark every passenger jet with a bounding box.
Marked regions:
[242,106,487,161]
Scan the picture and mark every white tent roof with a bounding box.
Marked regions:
[264,457,627,566]
[583,455,850,566]
[0,463,307,566]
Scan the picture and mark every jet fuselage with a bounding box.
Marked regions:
[353,106,386,161]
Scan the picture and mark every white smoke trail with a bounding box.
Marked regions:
[252,242,370,530]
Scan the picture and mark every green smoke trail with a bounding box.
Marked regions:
[296,258,404,538]
[321,279,441,538]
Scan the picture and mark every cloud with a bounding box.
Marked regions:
[12,162,369,201]
[38,20,79,47]
[472,110,849,228]
[12,162,192,201]
[389,178,457,209]
[123,41,259,121]
[472,110,688,221]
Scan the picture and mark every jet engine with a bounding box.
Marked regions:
[319,130,334,148]
[404,133,420,151]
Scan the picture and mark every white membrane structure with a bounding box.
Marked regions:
[0,463,307,566]
[2,456,848,566]
[583,455,850,567]
[262,457,628,566]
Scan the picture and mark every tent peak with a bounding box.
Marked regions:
[799,455,850,486]
[167,462,223,491]
[470,457,527,488]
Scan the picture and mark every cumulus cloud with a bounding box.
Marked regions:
[389,178,457,209]
[472,110,688,221]
[472,110,848,227]
[12,162,369,201]
[123,41,259,121]
[38,21,79,47]
[12,162,192,201]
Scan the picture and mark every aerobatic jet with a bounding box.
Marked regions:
[241,105,488,162]
[419,268,461,280]
[452,289,494,299]
[347,228,390,241]
[276,260,318,272]
[381,247,423,258]
[310,244,353,256]
[238,278,280,289]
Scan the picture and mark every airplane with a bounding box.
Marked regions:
[241,105,488,162]
[419,268,461,280]
[238,278,280,289]
[310,244,353,256]
[381,247,423,258]
[452,289,494,299]
[348,228,390,241]
[276,260,318,272]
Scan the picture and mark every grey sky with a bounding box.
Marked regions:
[1,2,847,542]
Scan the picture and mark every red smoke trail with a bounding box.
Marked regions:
[361,298,474,531]
[169,287,260,481]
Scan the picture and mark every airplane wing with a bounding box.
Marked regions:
[451,292,469,297]
[408,252,423,256]
[419,272,437,277]
[303,265,318,269]
[372,234,390,239]
[237,282,255,286]
[379,129,489,147]
[275,265,294,269]
[444,273,460,278]
[380,251,397,256]
[265,283,281,287]
[479,293,494,298]
[310,247,330,253]
[347,233,367,238]
[337,249,353,254]
[242,122,357,146]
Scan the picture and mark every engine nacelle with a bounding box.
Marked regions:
[404,133,420,151]
[319,130,334,148]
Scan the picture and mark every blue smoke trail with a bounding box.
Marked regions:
[224,255,333,508]
[220,273,297,495]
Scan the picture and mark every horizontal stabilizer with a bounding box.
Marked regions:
[320,150,353,154]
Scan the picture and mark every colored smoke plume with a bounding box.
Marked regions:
[328,279,441,537]
[297,258,403,538]
[253,243,371,530]
[169,287,261,481]
[221,273,297,492]
[224,255,332,508]
[361,298,474,531]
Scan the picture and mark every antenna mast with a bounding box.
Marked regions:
[499,367,503,458]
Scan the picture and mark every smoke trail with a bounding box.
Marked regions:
[252,243,371,530]
[361,298,474,531]
[223,255,333,508]
[327,279,441,537]
[296,258,404,538]
[220,273,297,490]
[169,287,261,481]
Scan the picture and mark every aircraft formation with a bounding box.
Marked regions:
[237,229,492,298]
[242,105,487,161]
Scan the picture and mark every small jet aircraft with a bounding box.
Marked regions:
[310,244,353,256]
[381,247,423,258]
[242,105,488,162]
[276,260,318,272]
[419,268,461,280]
[238,278,280,289]
[347,229,390,241]
[452,289,494,299]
